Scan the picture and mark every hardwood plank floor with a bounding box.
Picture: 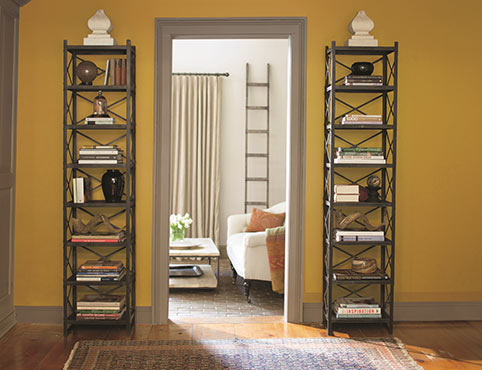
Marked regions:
[0,319,480,370]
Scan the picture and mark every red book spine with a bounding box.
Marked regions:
[114,59,121,85]
[72,239,122,243]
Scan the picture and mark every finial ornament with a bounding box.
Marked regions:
[83,9,117,46]
[346,10,378,47]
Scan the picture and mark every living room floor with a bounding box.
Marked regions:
[2,320,481,369]
[169,257,284,318]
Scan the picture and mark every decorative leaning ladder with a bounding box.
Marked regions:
[244,63,270,213]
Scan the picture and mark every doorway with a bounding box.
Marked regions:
[152,18,306,324]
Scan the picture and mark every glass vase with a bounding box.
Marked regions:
[171,228,185,241]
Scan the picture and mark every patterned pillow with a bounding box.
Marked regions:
[245,208,286,232]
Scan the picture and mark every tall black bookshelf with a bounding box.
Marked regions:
[323,42,398,335]
[62,40,136,335]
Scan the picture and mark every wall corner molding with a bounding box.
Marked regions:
[0,311,16,338]
[13,0,31,6]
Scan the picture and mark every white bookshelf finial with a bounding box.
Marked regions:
[83,9,117,46]
[346,10,378,47]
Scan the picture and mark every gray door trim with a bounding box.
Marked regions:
[153,17,306,324]
[0,0,20,338]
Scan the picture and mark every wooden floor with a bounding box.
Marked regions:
[0,318,481,369]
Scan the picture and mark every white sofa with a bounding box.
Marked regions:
[226,202,286,302]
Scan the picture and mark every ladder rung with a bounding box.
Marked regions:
[246,177,268,182]
[247,82,269,87]
[245,201,268,206]
[246,106,268,110]
[247,129,268,134]
[246,153,268,158]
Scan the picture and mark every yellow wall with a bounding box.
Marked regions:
[14,0,482,307]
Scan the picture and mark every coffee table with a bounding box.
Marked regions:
[169,238,220,289]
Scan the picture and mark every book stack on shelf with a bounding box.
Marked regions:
[334,147,385,164]
[334,297,381,319]
[341,114,382,125]
[72,177,91,203]
[333,268,388,281]
[78,145,123,165]
[76,294,126,320]
[76,260,126,282]
[344,75,382,86]
[334,184,366,202]
[71,231,126,243]
[105,58,127,86]
[85,116,115,125]
[335,229,384,242]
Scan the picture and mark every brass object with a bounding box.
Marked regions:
[72,214,124,235]
[352,258,377,273]
[335,210,385,231]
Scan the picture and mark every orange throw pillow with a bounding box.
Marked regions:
[245,208,286,232]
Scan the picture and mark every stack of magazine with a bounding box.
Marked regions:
[78,145,123,165]
[71,231,126,243]
[76,260,126,282]
[334,297,381,319]
[76,294,126,320]
[335,229,384,242]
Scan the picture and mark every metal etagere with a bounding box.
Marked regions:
[322,41,398,335]
[62,40,136,335]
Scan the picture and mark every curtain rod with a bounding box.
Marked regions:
[172,72,229,77]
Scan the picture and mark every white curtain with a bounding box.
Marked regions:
[170,75,222,245]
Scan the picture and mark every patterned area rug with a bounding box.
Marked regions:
[64,337,422,370]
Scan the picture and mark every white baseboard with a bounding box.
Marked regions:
[302,301,482,323]
[15,306,153,324]
[0,310,16,338]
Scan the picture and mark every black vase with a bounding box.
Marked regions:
[351,62,374,76]
[102,170,124,202]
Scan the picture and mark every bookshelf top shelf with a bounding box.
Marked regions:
[326,85,395,93]
[65,42,135,56]
[327,45,396,56]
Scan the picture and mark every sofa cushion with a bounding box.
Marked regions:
[245,208,286,232]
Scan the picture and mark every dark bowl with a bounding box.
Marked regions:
[77,61,98,85]
[351,62,374,76]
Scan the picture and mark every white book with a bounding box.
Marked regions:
[334,158,386,164]
[334,194,359,202]
[334,184,359,194]
[79,150,121,155]
[73,178,78,203]
[85,117,114,122]
[335,230,384,236]
[78,160,121,164]
[73,178,84,203]
[104,59,111,85]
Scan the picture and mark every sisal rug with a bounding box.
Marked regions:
[64,337,422,370]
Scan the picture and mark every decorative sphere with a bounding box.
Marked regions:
[351,62,374,76]
[367,175,381,189]
[77,61,98,85]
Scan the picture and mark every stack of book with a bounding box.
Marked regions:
[341,114,382,125]
[85,116,114,125]
[335,229,385,242]
[72,177,91,203]
[344,75,383,86]
[76,260,126,282]
[76,294,126,320]
[334,184,360,202]
[334,297,381,319]
[333,268,388,281]
[334,147,385,164]
[71,231,126,243]
[78,145,123,165]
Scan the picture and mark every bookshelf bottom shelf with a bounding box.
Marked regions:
[66,311,134,326]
